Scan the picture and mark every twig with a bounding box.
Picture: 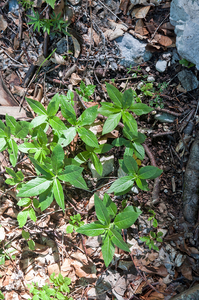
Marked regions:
[152,131,175,138]
[155,107,182,117]
[149,13,170,42]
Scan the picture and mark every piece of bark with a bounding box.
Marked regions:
[183,131,199,224]
[171,283,199,299]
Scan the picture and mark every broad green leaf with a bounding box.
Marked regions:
[17,198,31,206]
[30,115,48,128]
[0,120,5,130]
[132,142,145,160]
[74,151,90,164]
[76,221,106,236]
[91,152,103,176]
[61,101,77,125]
[29,207,37,222]
[135,178,149,191]
[78,127,99,148]
[138,166,163,179]
[112,137,126,147]
[102,112,121,135]
[26,98,47,116]
[51,144,64,174]
[129,103,153,115]
[94,194,110,225]
[110,228,130,252]
[106,82,122,107]
[114,206,142,229]
[66,224,73,234]
[49,116,67,131]
[28,240,35,250]
[61,127,77,146]
[131,132,146,144]
[29,156,54,177]
[58,165,88,190]
[0,128,6,138]
[18,177,52,197]
[94,144,113,154]
[15,122,29,139]
[6,114,17,134]
[101,232,115,267]
[108,176,134,194]
[8,139,18,167]
[45,0,56,8]
[77,105,98,126]
[53,178,65,211]
[37,127,48,145]
[47,96,60,116]
[18,142,39,153]
[22,230,30,240]
[39,186,54,211]
[122,88,134,109]
[122,111,137,137]
[98,102,121,116]
[17,209,29,227]
[123,155,138,174]
[103,193,117,218]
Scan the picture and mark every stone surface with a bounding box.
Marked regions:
[68,0,81,5]
[170,0,199,70]
[155,60,167,72]
[177,69,198,91]
[147,75,155,82]
[116,33,152,68]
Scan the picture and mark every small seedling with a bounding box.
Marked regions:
[179,59,195,68]
[75,81,96,102]
[0,291,4,300]
[66,214,84,233]
[0,247,16,265]
[19,0,34,10]
[22,230,35,251]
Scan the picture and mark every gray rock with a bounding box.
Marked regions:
[68,0,81,5]
[177,69,198,91]
[116,33,152,68]
[170,0,199,70]
[147,76,155,82]
[155,60,167,72]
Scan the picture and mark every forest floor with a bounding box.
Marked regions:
[0,0,199,299]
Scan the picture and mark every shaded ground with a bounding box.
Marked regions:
[0,0,199,299]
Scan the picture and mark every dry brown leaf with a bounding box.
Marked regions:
[48,263,60,276]
[104,20,127,41]
[161,22,175,30]
[10,85,27,97]
[0,74,18,106]
[153,34,173,47]
[50,52,67,65]
[147,291,164,299]
[132,6,151,19]
[145,22,157,34]
[0,226,5,241]
[88,28,100,46]
[0,15,8,31]
[135,19,149,35]
[70,73,82,85]
[156,265,168,277]
[119,0,130,15]
[179,259,193,281]
[71,35,81,58]
[54,0,65,16]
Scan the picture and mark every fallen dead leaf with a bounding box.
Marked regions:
[71,35,81,58]
[70,73,82,85]
[153,34,173,47]
[88,28,101,46]
[132,6,151,19]
[0,226,5,241]
[54,0,65,16]
[50,52,67,65]
[104,20,127,41]
[0,15,8,31]
[179,258,193,280]
[135,19,149,35]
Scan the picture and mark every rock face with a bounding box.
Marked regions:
[177,69,198,91]
[170,0,199,70]
[116,33,152,67]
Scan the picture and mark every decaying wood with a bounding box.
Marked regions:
[183,131,199,224]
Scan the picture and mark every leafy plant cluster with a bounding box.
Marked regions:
[27,272,73,300]
[1,82,163,267]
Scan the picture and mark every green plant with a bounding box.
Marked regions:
[0,291,4,300]
[75,81,96,102]
[0,247,16,265]
[66,214,84,233]
[22,230,35,250]
[127,65,141,78]
[19,0,34,10]
[140,82,153,97]
[28,11,69,36]
[28,273,73,300]
[179,58,195,68]
[77,193,142,266]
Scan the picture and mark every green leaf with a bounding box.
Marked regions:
[46,0,56,9]
[18,177,52,197]
[0,128,6,138]
[77,127,99,148]
[98,102,121,116]
[18,142,39,153]
[74,151,90,164]
[76,221,106,236]
[94,194,110,225]
[29,207,37,222]
[29,156,54,178]
[47,96,60,116]
[132,142,145,160]
[122,88,134,109]
[108,176,134,195]
[153,219,158,228]
[15,122,29,139]
[17,198,31,206]
[5,114,17,134]
[78,105,98,126]
[17,209,29,227]
[106,82,122,107]
[30,115,48,128]
[102,112,121,135]
[138,166,163,179]
[150,231,156,238]
[58,165,88,190]
[26,98,47,116]
[8,139,18,167]
[37,127,48,145]
[123,155,138,174]
[110,228,130,252]
[66,224,73,234]
[49,116,67,131]
[129,103,153,115]
[122,111,138,138]
[94,144,113,154]
[28,239,35,250]
[53,178,65,212]
[61,127,77,146]
[135,178,149,191]
[157,231,163,238]
[103,193,117,219]
[51,144,64,174]
[91,152,103,176]
[22,230,30,240]
[114,206,142,229]
[39,186,54,211]
[101,232,115,267]
[61,101,76,125]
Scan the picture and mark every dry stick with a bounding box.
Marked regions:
[151,131,175,138]
[143,144,160,204]
[155,107,182,117]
